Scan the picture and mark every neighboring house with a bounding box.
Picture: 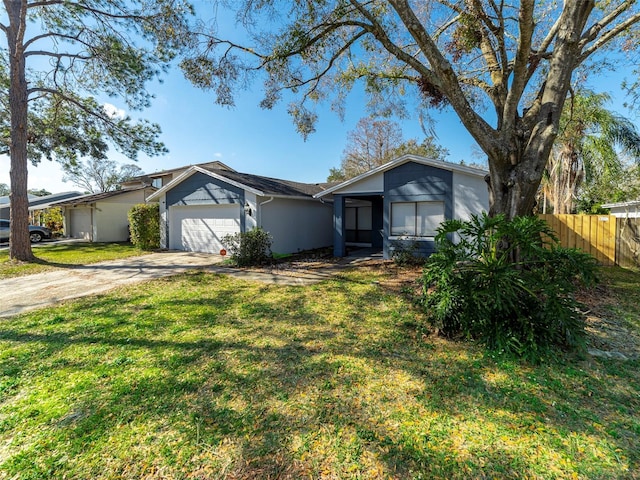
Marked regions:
[602,200,640,218]
[147,165,334,254]
[122,160,235,190]
[0,191,82,220]
[314,154,489,259]
[52,186,156,242]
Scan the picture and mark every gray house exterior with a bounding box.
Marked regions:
[315,155,489,259]
[147,165,334,255]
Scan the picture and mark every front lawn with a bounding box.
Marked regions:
[0,266,638,479]
[0,242,149,278]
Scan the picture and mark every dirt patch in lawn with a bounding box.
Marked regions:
[237,254,640,359]
[577,283,640,360]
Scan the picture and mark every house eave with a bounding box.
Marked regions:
[601,200,640,209]
[147,166,264,202]
[314,154,488,198]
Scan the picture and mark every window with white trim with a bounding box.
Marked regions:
[390,201,444,236]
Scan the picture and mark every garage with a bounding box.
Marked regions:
[69,207,93,240]
[169,205,241,253]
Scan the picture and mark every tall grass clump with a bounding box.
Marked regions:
[421,213,597,361]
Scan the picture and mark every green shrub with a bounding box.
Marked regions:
[128,203,160,250]
[43,207,64,236]
[222,228,273,266]
[421,213,597,361]
[390,239,425,266]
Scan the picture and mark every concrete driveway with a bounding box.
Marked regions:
[0,250,361,318]
[0,251,223,318]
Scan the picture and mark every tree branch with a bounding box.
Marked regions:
[386,0,499,157]
[578,12,640,62]
[580,0,634,45]
[23,30,87,50]
[24,51,91,60]
[502,0,534,136]
[28,0,146,21]
[26,87,132,139]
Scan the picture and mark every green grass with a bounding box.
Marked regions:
[0,266,638,479]
[0,242,149,278]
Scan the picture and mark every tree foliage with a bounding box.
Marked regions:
[0,182,9,196]
[540,91,640,214]
[578,162,640,214]
[188,1,640,221]
[26,188,51,197]
[62,158,144,194]
[1,0,193,260]
[328,117,448,181]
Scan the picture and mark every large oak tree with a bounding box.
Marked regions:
[186,0,640,219]
[1,0,193,260]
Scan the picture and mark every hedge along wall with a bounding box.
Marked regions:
[128,203,160,250]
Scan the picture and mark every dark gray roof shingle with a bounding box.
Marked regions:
[51,186,154,207]
[202,167,335,198]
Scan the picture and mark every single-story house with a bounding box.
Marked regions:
[314,154,490,259]
[52,186,156,242]
[147,165,334,254]
[602,200,640,218]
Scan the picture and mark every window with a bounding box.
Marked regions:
[391,201,444,237]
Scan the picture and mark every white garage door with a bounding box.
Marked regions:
[169,205,241,253]
[69,208,92,240]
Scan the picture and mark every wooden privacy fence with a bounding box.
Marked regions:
[538,214,640,268]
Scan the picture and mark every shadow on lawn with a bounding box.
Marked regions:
[0,271,638,478]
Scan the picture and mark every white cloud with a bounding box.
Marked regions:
[103,103,126,119]
[214,152,223,158]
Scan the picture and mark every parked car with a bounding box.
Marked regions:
[0,219,52,243]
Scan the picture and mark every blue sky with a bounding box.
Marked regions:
[0,67,480,193]
[0,3,636,194]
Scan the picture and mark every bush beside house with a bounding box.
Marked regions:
[222,228,273,266]
[128,204,160,250]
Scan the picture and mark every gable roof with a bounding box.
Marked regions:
[314,154,489,198]
[52,186,154,207]
[0,191,84,210]
[123,160,236,186]
[147,165,333,201]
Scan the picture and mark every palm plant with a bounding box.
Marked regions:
[541,91,640,214]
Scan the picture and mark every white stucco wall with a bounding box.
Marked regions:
[65,207,93,240]
[331,172,384,195]
[453,171,489,220]
[245,192,258,230]
[159,195,168,248]
[93,203,133,241]
[93,189,150,242]
[259,198,333,254]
